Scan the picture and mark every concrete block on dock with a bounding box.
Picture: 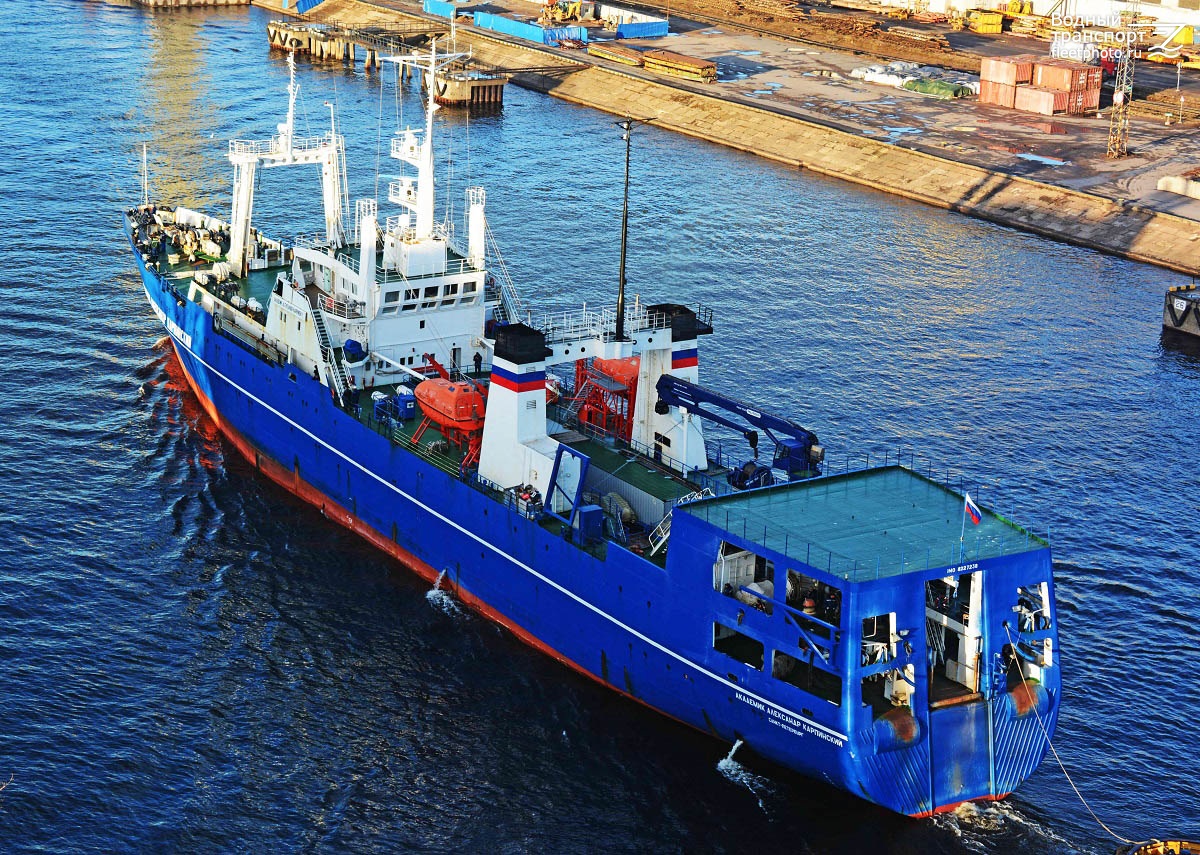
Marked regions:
[1157,176,1200,200]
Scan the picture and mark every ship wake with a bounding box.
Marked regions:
[932,800,1082,854]
[426,570,462,616]
[717,739,775,816]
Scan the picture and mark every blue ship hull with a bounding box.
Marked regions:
[129,224,1060,817]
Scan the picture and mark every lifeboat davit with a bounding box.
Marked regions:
[414,379,486,432]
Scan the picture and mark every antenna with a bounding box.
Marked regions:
[614,117,654,342]
[141,143,148,206]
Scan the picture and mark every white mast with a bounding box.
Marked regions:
[381,39,470,252]
[141,143,148,206]
[416,38,438,239]
[226,53,347,277]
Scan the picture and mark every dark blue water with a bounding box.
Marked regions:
[1,2,1197,851]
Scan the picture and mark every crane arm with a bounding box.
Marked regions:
[654,375,823,477]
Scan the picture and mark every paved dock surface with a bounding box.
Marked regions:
[255,0,1200,273]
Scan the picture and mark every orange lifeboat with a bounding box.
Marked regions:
[414,379,486,432]
[592,356,640,389]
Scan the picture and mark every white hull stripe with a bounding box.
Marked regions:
[151,286,848,743]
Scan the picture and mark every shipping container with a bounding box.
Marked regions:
[615,21,670,38]
[1014,85,1069,115]
[1034,59,1094,92]
[423,0,458,18]
[642,49,717,82]
[979,79,1018,108]
[980,55,1034,85]
[587,42,645,65]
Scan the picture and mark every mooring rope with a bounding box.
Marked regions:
[1002,622,1135,846]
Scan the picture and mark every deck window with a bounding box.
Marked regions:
[785,569,841,628]
[384,290,399,304]
[714,622,763,670]
[715,542,774,614]
[774,651,841,706]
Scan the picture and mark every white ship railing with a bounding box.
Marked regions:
[229,133,337,157]
[533,303,679,345]
[292,232,336,250]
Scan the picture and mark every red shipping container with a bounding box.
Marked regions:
[1063,90,1087,114]
[979,79,1017,108]
[1014,85,1069,115]
[980,55,1034,86]
[1082,86,1101,110]
[1034,59,1092,92]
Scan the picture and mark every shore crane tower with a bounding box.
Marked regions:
[1107,0,1141,158]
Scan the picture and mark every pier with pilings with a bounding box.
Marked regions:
[266,20,535,106]
[266,20,448,70]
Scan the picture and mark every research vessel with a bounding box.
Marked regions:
[124,49,1060,816]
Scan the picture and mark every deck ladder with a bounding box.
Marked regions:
[308,299,350,398]
[648,489,714,557]
[484,222,526,325]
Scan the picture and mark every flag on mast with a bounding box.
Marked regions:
[964,492,982,526]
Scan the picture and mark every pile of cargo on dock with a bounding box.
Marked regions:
[978,54,1101,115]
[642,49,717,82]
[585,42,715,82]
[850,61,978,99]
[586,41,645,66]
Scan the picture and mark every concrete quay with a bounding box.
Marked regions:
[254,0,1200,275]
[136,0,248,6]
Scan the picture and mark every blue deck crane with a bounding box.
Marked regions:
[654,374,825,489]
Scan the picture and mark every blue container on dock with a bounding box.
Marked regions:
[544,25,589,44]
[473,12,548,43]
[423,0,458,19]
[615,21,669,38]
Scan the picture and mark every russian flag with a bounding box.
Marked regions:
[964,492,982,526]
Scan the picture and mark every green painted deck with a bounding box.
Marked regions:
[561,436,692,503]
[680,466,1047,582]
[343,380,471,476]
